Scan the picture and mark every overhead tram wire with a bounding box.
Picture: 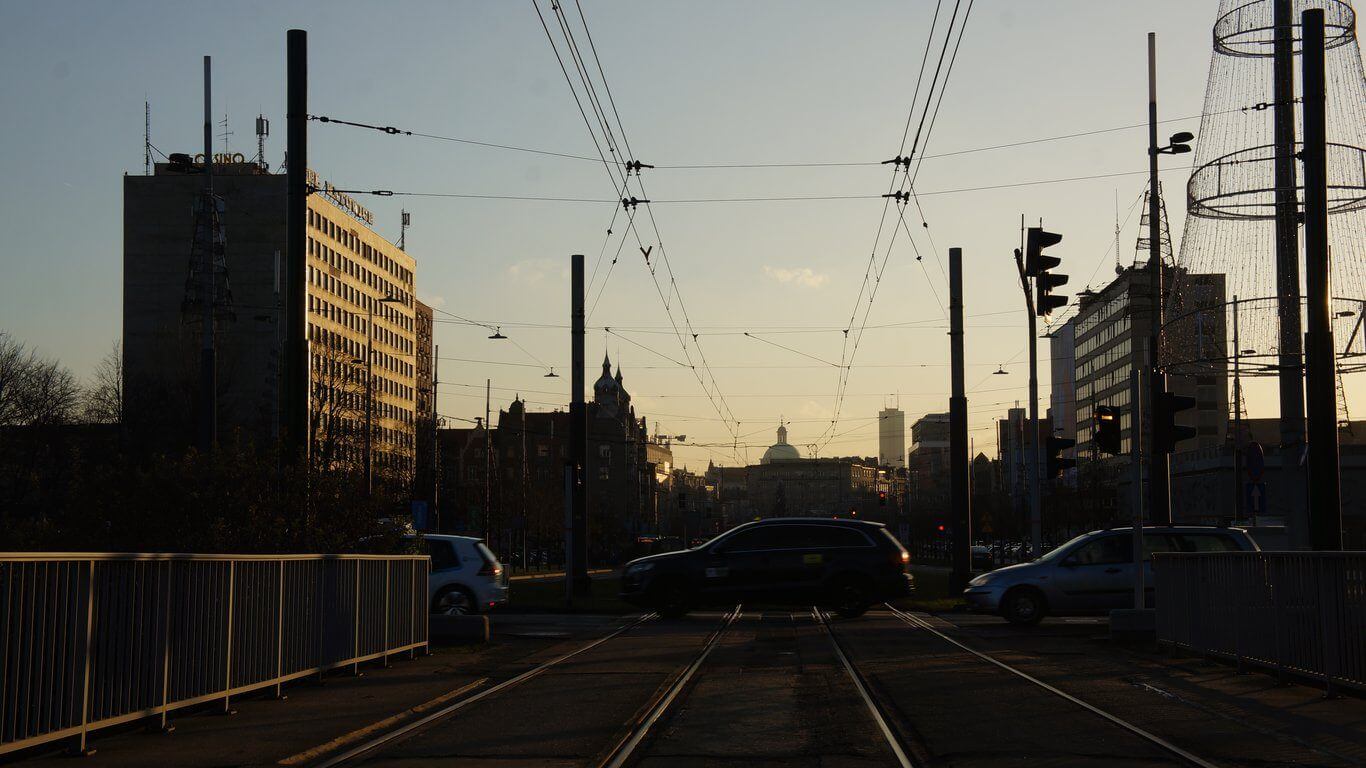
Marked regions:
[533,0,741,458]
[551,0,743,447]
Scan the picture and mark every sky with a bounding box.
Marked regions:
[1,1,1348,470]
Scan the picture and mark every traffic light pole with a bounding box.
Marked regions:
[1300,9,1342,550]
[949,248,972,589]
[1146,32,1172,525]
[1014,247,1043,560]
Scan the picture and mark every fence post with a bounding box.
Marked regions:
[1271,555,1287,685]
[1317,558,1340,697]
[223,561,236,714]
[75,560,95,755]
[159,562,174,731]
[408,558,416,660]
[316,560,325,683]
[352,560,361,677]
[382,561,391,668]
[275,560,286,700]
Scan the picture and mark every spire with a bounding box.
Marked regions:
[601,352,612,377]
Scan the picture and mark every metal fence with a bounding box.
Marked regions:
[0,553,429,756]
[1155,551,1366,693]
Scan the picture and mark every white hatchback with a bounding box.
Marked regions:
[407,534,509,615]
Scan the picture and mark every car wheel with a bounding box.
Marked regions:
[433,585,477,616]
[1002,587,1045,625]
[830,576,872,619]
[650,580,691,618]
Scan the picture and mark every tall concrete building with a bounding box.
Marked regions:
[1072,265,1227,461]
[878,407,907,469]
[124,161,425,483]
[1048,322,1077,485]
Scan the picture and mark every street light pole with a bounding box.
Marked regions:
[1146,32,1171,525]
[364,296,401,498]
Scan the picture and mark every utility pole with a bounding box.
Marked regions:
[484,378,492,544]
[1146,32,1171,525]
[1129,366,1144,609]
[1232,297,1243,521]
[432,345,440,532]
[568,254,589,601]
[1272,0,1307,545]
[285,30,309,466]
[365,317,374,497]
[949,248,972,589]
[197,56,218,454]
[1300,8,1342,550]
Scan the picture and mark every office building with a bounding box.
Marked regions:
[878,407,906,469]
[124,161,423,483]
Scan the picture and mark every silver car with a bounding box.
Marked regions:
[963,526,1259,625]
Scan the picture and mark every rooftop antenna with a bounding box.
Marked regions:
[1114,188,1122,275]
[255,114,270,172]
[218,113,233,155]
[399,209,410,250]
[144,99,151,175]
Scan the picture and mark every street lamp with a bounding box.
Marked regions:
[364,295,403,498]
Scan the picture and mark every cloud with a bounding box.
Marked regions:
[763,265,828,288]
[507,258,568,285]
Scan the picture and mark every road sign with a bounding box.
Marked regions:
[1246,441,1265,481]
[1245,482,1267,518]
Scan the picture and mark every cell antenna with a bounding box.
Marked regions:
[400,209,410,250]
[255,114,270,172]
[144,100,152,175]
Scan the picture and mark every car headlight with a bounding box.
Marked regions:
[626,562,655,575]
[967,573,991,587]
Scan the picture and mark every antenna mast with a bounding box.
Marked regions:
[399,209,411,250]
[144,100,152,175]
[255,114,270,172]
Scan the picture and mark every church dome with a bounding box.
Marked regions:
[761,423,801,464]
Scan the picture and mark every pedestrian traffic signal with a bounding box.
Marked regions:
[1155,391,1198,453]
[1046,436,1076,477]
[1095,405,1121,455]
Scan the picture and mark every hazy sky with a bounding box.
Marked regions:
[2,1,1343,469]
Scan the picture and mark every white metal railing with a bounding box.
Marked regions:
[1154,551,1366,693]
[0,553,429,756]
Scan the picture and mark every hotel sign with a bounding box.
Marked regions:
[306,168,375,226]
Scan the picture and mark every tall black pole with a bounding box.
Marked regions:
[198,56,217,453]
[1273,0,1307,545]
[949,247,972,589]
[285,30,309,466]
[364,307,374,497]
[1146,32,1171,525]
[568,254,589,599]
[1300,9,1341,551]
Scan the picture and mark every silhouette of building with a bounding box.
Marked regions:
[879,407,906,469]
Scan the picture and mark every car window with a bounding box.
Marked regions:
[1067,535,1132,565]
[424,540,460,571]
[1172,533,1240,552]
[780,525,871,549]
[1143,533,1179,560]
[716,528,779,552]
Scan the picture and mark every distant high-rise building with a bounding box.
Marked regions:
[124,161,424,483]
[879,407,906,469]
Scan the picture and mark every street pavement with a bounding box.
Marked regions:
[12,609,1366,767]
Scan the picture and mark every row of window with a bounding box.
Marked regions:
[308,235,415,323]
[308,324,416,410]
[309,208,413,287]
[308,294,413,360]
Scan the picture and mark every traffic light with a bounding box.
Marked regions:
[1024,228,1068,316]
[878,490,888,507]
[1095,405,1121,455]
[1155,391,1198,454]
[1023,227,1062,276]
[1047,436,1076,477]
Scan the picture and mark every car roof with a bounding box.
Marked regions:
[405,533,482,543]
[747,517,886,529]
[1090,526,1249,535]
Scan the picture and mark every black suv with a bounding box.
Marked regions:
[619,518,913,618]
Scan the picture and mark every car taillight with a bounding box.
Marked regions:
[900,551,910,563]
[479,562,501,577]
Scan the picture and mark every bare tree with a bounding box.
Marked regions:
[81,341,123,423]
[0,332,80,426]
[308,338,366,476]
